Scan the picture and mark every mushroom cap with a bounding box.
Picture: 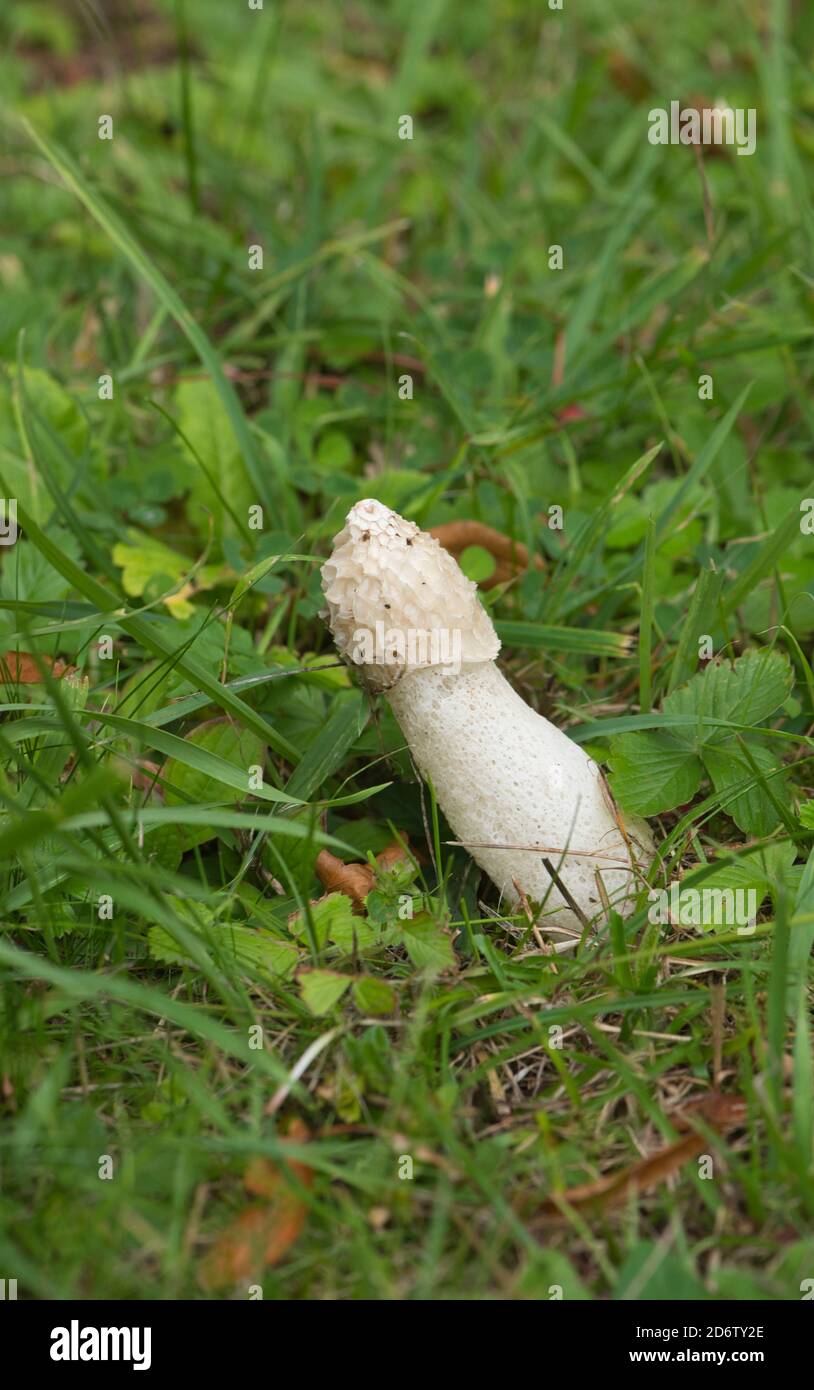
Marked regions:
[321,498,500,689]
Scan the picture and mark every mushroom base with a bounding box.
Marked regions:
[388,661,653,929]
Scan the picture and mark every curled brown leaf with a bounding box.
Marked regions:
[315,837,412,911]
[535,1092,747,1223]
[430,521,545,590]
[198,1120,312,1290]
[0,651,78,683]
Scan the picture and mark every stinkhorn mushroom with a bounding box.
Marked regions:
[320,499,653,929]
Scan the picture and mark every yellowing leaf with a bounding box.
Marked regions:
[112,528,224,618]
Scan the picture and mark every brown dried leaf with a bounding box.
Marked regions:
[374,840,412,873]
[607,51,654,102]
[315,838,412,910]
[537,1093,747,1221]
[198,1120,312,1289]
[0,651,77,684]
[314,850,374,909]
[429,521,545,590]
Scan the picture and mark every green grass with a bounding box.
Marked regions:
[0,0,813,1300]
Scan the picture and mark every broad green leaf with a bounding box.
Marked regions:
[285,692,367,801]
[0,494,300,761]
[299,968,352,1015]
[0,369,87,511]
[664,649,793,746]
[458,545,496,582]
[175,378,255,539]
[163,719,265,808]
[289,892,356,950]
[112,528,225,618]
[689,841,795,901]
[77,709,298,809]
[0,527,83,654]
[609,729,703,816]
[328,910,380,954]
[351,976,397,1015]
[316,430,354,470]
[610,649,794,817]
[288,893,379,953]
[148,920,298,978]
[703,741,790,835]
[401,914,457,973]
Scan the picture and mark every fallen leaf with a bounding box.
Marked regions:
[199,1120,312,1289]
[555,402,588,424]
[607,51,653,102]
[0,651,77,683]
[315,837,412,910]
[375,841,413,873]
[429,521,545,590]
[536,1093,747,1221]
[315,850,374,908]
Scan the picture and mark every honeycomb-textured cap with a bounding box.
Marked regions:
[321,499,500,689]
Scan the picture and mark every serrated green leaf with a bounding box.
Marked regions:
[664,649,793,746]
[289,892,356,950]
[288,891,381,953]
[703,741,789,835]
[690,841,795,900]
[401,914,456,973]
[148,914,298,978]
[175,378,255,539]
[609,649,794,817]
[609,730,703,815]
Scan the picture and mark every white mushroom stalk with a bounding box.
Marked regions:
[320,499,654,929]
